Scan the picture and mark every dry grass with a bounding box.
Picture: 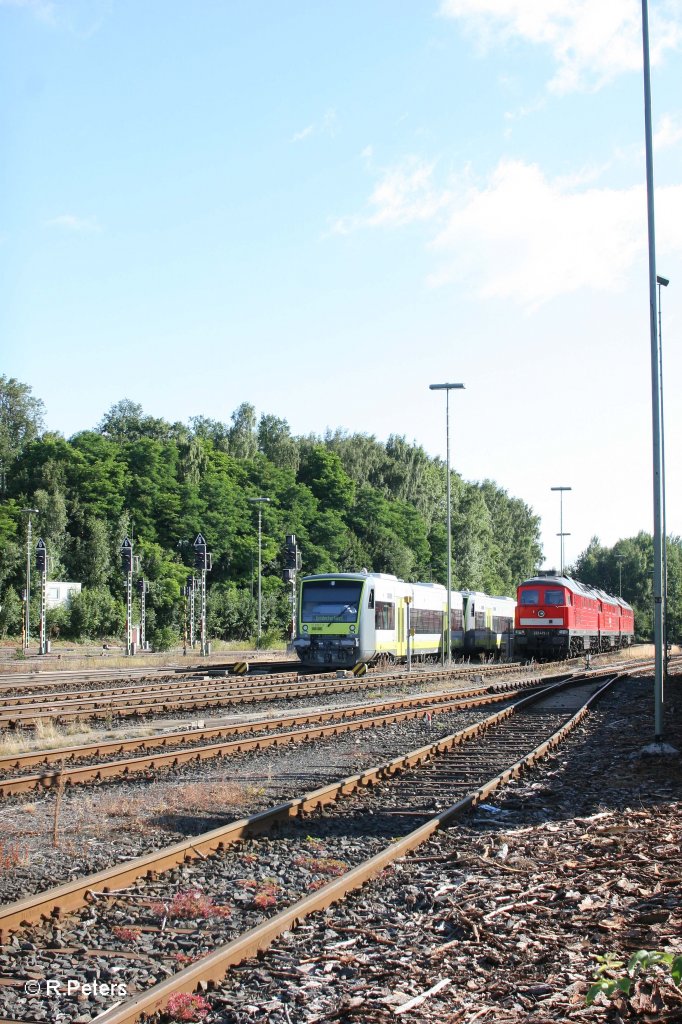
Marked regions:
[0,840,30,873]
[0,640,291,676]
[0,718,168,758]
[87,779,252,828]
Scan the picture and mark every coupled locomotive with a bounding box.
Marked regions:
[292,571,516,668]
[514,575,634,659]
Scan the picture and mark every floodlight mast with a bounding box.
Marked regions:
[641,0,665,740]
[429,383,465,667]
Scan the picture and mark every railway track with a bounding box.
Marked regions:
[0,674,554,794]
[0,665,630,1024]
[0,660,548,730]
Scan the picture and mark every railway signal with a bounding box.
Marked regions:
[36,539,49,655]
[193,534,212,656]
[121,537,133,574]
[21,507,39,652]
[284,535,301,572]
[120,538,134,655]
[283,534,301,643]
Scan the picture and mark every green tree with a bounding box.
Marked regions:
[570,531,682,642]
[228,402,258,460]
[98,399,178,442]
[0,375,45,470]
[298,446,355,513]
[258,414,300,473]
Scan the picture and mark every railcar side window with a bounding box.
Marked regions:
[450,609,463,630]
[544,589,564,605]
[520,589,539,605]
[411,608,444,633]
[368,588,375,609]
[475,611,485,629]
[375,601,395,630]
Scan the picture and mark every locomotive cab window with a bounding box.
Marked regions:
[544,589,564,605]
[520,589,539,605]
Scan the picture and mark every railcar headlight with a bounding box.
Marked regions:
[303,625,309,632]
[558,630,568,635]
[349,625,356,633]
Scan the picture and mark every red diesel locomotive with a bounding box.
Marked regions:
[514,575,634,659]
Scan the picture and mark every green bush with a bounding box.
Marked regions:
[150,625,179,652]
[0,588,23,638]
[68,587,125,640]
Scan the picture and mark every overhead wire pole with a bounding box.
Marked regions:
[429,383,465,667]
[551,487,571,575]
[641,0,665,740]
[657,273,669,686]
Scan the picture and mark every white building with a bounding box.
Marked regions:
[46,582,82,609]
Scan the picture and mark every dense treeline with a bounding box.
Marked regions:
[571,533,682,644]
[0,381,545,647]
[1,380,678,648]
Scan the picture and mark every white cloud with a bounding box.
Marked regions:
[331,156,452,234]
[428,160,645,306]
[439,0,682,93]
[291,125,314,143]
[46,214,100,232]
[291,108,338,143]
[654,113,682,150]
[333,156,682,308]
[0,0,56,23]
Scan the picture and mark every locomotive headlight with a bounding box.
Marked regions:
[558,630,568,635]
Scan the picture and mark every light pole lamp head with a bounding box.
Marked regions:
[248,496,271,503]
[429,383,465,391]
[550,486,572,492]
[657,275,669,287]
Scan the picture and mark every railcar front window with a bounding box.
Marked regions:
[301,582,362,622]
[520,589,539,606]
[544,589,564,605]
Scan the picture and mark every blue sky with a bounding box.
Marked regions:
[2,0,681,570]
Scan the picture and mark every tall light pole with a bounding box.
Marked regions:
[551,487,571,575]
[429,383,465,666]
[657,274,669,684]
[21,508,39,650]
[641,0,664,740]
[248,497,271,647]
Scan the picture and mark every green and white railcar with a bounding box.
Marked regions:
[293,572,451,668]
[462,591,516,655]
